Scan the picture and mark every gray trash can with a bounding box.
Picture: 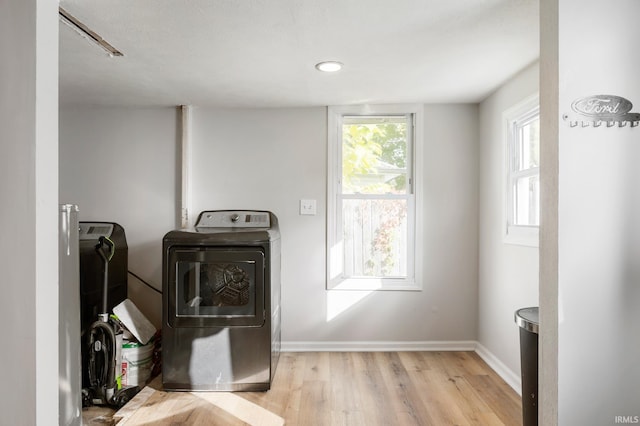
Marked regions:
[515,307,539,426]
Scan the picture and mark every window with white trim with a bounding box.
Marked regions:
[504,95,540,246]
[327,105,422,290]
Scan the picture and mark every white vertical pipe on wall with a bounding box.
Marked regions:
[181,105,192,229]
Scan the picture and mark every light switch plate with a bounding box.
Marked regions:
[300,199,317,215]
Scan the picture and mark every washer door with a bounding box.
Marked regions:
[167,247,265,327]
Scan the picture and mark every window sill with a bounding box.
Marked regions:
[327,277,421,291]
[504,225,539,247]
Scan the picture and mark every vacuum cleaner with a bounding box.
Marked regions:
[82,236,139,408]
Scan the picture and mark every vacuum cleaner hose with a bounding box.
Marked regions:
[88,320,118,400]
[95,236,115,318]
[102,264,109,316]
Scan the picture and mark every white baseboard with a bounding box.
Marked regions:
[475,342,521,395]
[281,340,477,353]
[280,340,521,396]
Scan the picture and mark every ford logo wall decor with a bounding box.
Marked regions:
[563,95,640,127]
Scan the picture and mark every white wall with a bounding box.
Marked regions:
[60,104,480,346]
[552,0,640,423]
[1,0,59,423]
[190,105,479,345]
[59,107,179,327]
[477,62,540,388]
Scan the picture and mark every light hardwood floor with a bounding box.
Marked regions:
[109,351,522,426]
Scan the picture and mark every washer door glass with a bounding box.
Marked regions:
[168,248,265,327]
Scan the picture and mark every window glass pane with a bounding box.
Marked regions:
[516,117,540,171]
[513,175,540,226]
[504,99,539,245]
[342,198,408,277]
[342,116,409,195]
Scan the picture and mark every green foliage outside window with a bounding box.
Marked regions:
[341,120,408,194]
[340,118,410,276]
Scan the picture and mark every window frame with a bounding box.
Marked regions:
[503,94,540,247]
[327,104,423,291]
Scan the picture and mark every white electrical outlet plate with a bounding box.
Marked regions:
[300,199,317,215]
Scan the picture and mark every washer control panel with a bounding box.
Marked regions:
[195,210,271,228]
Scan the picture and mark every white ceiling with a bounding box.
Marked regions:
[59,0,539,108]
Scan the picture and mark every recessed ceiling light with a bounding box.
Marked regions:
[315,61,343,73]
